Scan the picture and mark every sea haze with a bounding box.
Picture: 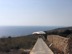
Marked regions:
[0,26,59,37]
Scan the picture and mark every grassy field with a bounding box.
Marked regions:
[0,35,38,54]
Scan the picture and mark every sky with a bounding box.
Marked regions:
[0,0,72,26]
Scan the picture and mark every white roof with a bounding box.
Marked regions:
[32,31,46,34]
[30,38,54,54]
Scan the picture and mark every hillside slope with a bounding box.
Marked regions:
[0,26,72,54]
[46,26,72,37]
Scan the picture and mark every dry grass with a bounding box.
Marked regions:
[47,35,69,54]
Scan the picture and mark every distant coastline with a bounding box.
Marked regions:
[0,26,60,37]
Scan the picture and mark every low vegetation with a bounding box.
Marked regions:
[0,27,72,54]
[0,35,38,54]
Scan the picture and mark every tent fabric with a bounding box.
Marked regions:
[32,31,46,34]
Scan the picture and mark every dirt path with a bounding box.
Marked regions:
[30,38,54,54]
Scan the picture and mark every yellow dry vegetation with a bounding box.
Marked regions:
[47,35,69,54]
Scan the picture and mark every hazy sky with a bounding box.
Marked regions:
[0,0,72,26]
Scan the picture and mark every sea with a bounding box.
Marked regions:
[0,26,60,37]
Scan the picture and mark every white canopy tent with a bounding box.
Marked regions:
[32,31,46,35]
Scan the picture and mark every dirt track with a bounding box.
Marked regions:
[30,38,54,54]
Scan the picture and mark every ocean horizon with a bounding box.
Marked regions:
[0,26,60,37]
